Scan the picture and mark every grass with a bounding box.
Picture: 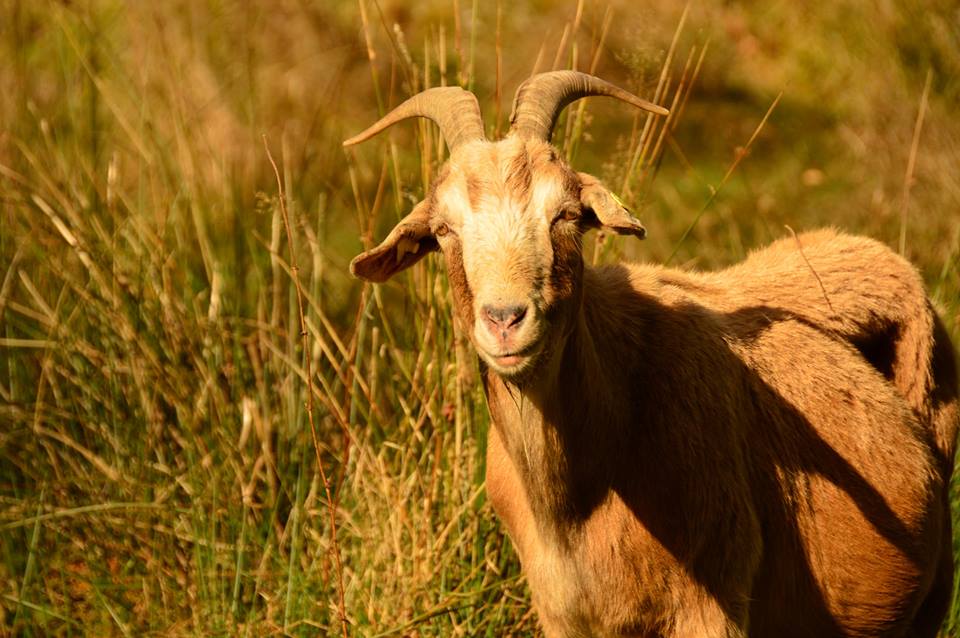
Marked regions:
[1,0,959,635]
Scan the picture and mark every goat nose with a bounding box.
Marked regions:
[482,304,527,333]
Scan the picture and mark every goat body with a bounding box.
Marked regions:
[346,72,958,637]
[484,229,957,637]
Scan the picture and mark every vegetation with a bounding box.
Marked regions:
[1,0,958,635]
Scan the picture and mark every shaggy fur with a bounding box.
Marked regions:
[351,134,959,637]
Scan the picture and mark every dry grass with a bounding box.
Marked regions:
[1,0,959,635]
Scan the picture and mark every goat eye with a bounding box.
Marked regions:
[435,223,449,237]
[554,208,579,224]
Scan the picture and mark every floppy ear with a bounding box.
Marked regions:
[350,200,440,282]
[578,172,646,239]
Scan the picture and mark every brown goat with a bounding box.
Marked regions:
[346,72,959,637]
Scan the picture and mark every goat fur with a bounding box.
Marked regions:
[479,229,958,637]
[349,128,957,636]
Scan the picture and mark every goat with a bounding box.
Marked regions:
[345,71,959,637]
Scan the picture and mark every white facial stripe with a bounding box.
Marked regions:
[529,171,563,224]
[437,139,569,320]
[439,181,468,228]
[465,182,563,304]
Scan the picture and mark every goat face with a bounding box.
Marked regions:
[347,73,662,381]
[351,136,647,380]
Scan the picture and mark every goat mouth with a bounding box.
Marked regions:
[493,353,526,367]
[485,340,544,374]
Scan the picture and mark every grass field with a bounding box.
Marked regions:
[1,0,959,635]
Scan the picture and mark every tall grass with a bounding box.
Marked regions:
[1,1,959,635]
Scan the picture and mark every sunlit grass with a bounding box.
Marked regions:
[1,1,959,635]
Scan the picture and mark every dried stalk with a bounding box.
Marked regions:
[262,135,349,638]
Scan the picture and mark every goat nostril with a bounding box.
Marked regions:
[482,304,528,331]
[508,306,527,328]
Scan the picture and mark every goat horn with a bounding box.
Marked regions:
[508,71,668,142]
[343,86,485,150]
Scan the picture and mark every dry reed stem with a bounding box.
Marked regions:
[667,91,783,264]
[785,224,835,315]
[552,23,571,72]
[899,68,933,256]
[262,135,349,638]
[589,6,614,74]
[530,40,547,77]
[453,0,464,85]
[670,41,709,133]
[621,3,687,196]
[634,49,694,194]
[636,43,705,195]
[468,0,479,91]
[495,0,503,138]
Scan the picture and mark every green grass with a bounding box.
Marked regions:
[1,0,959,635]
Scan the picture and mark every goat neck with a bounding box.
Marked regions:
[482,273,629,532]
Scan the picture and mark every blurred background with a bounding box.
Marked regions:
[1,0,958,635]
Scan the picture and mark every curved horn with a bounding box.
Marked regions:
[508,71,668,142]
[343,86,485,150]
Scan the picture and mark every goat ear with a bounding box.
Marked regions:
[578,172,646,239]
[350,200,439,282]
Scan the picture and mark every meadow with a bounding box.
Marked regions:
[1,0,959,635]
